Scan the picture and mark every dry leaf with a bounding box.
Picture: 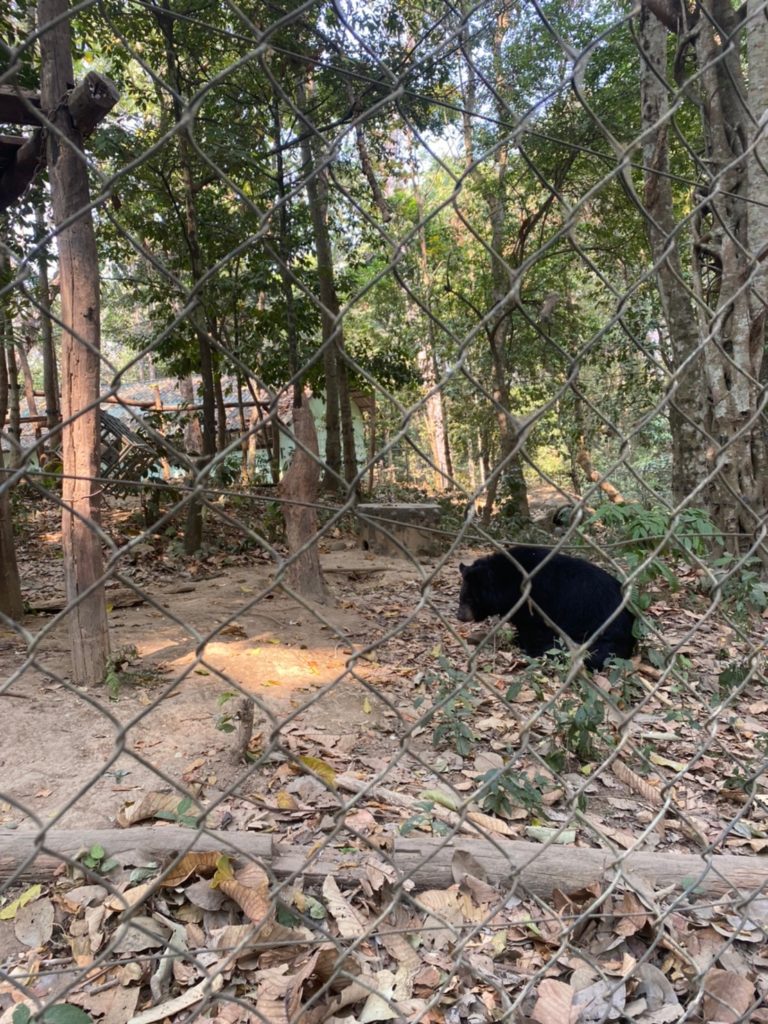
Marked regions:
[702,968,754,1022]
[160,850,223,887]
[297,755,337,788]
[613,760,665,807]
[531,979,578,1024]
[323,874,368,938]
[14,898,54,948]
[116,790,203,827]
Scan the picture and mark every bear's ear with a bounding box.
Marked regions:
[459,562,467,575]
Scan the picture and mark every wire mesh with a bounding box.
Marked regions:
[1,1,767,1022]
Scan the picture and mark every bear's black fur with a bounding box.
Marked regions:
[457,546,635,670]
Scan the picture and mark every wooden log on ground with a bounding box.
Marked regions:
[0,828,765,900]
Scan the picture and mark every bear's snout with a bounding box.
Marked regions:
[456,604,475,622]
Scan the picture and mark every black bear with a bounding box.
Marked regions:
[457,546,635,670]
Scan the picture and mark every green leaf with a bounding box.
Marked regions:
[43,1007,94,1024]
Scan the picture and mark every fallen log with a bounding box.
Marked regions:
[0,827,764,901]
[26,587,145,613]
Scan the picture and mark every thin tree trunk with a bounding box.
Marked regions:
[480,15,530,525]
[16,341,40,444]
[0,330,24,620]
[2,316,21,467]
[297,79,356,492]
[35,200,60,442]
[0,445,23,621]
[153,1,216,552]
[411,153,453,490]
[213,371,227,454]
[38,0,110,685]
[180,375,203,455]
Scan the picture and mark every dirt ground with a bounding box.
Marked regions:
[1,535,461,831]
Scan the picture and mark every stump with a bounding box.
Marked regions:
[357,503,443,558]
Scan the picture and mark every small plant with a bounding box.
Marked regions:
[713,555,768,622]
[216,691,238,733]
[79,844,119,874]
[589,502,721,588]
[104,645,139,699]
[477,765,546,816]
[606,657,643,706]
[715,659,753,700]
[400,805,452,837]
[552,681,608,762]
[425,659,482,757]
[260,501,285,543]
[155,796,200,828]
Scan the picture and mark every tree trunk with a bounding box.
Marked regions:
[153,1,217,552]
[640,1,768,550]
[213,371,227,455]
[35,200,60,442]
[297,79,356,493]
[16,342,41,446]
[278,403,328,603]
[38,0,110,685]
[411,158,453,491]
[0,448,23,621]
[479,14,530,526]
[638,7,712,508]
[1,302,21,468]
[482,185,530,525]
[0,331,24,620]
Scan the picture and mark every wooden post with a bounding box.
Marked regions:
[38,0,110,685]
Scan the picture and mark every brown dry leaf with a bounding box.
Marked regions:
[69,933,95,968]
[212,923,263,960]
[583,813,637,850]
[531,979,578,1024]
[613,892,648,937]
[466,809,517,836]
[323,874,368,938]
[378,929,421,973]
[573,978,627,1020]
[68,982,140,1024]
[297,755,337,788]
[116,790,203,827]
[359,968,399,1022]
[219,623,247,638]
[105,882,155,911]
[612,760,665,807]
[702,968,755,1022]
[14,898,54,948]
[417,887,481,952]
[247,954,318,1023]
[218,862,273,927]
[160,851,223,887]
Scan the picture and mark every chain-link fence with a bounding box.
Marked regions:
[1,1,768,1021]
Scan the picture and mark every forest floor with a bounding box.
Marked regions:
[1,494,767,1022]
